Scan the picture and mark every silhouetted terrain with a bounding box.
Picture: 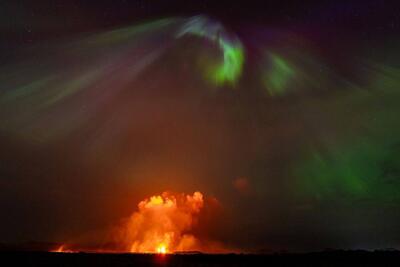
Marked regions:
[1,251,400,267]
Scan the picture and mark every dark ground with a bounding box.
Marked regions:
[1,251,400,267]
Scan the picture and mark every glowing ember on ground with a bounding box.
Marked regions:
[156,244,167,254]
[51,245,75,253]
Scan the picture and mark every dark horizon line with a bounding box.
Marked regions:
[1,248,400,255]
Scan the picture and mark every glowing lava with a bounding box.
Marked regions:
[51,245,75,253]
[119,191,204,253]
[156,244,167,254]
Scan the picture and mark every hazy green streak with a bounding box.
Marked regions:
[263,53,294,96]
[86,18,176,45]
[0,76,55,103]
[45,70,101,106]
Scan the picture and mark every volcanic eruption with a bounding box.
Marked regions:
[117,191,205,254]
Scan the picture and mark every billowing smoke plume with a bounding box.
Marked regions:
[118,191,205,253]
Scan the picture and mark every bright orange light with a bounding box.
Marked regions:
[156,244,167,254]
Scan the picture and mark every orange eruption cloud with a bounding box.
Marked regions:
[120,191,205,254]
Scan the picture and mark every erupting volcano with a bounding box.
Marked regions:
[119,191,205,254]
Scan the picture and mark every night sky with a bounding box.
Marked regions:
[1,0,400,252]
